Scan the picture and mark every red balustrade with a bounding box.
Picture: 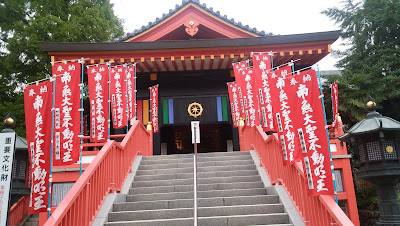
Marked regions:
[44,120,153,226]
[9,195,29,226]
[239,125,354,226]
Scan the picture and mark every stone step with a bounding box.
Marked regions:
[141,151,250,161]
[126,188,266,202]
[26,217,39,222]
[105,213,289,226]
[140,154,252,165]
[113,194,280,212]
[131,175,261,188]
[108,204,283,222]
[23,223,39,226]
[129,181,264,195]
[138,159,255,170]
[134,172,193,181]
[136,164,257,176]
[198,154,253,162]
[134,169,258,182]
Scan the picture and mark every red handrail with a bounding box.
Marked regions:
[239,125,354,226]
[9,195,30,226]
[44,120,153,226]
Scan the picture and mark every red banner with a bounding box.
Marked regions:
[87,64,109,142]
[150,85,159,133]
[227,82,241,127]
[269,65,303,165]
[252,53,274,131]
[232,61,248,118]
[110,66,127,128]
[127,64,136,121]
[24,80,52,214]
[331,82,339,128]
[52,62,81,166]
[241,67,260,127]
[295,69,335,196]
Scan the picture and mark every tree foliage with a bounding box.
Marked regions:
[323,0,400,124]
[0,0,124,136]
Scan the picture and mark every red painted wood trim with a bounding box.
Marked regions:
[149,60,162,71]
[126,4,257,42]
[135,63,144,72]
[226,56,234,69]
[160,59,170,71]
[217,57,225,69]
[209,57,215,70]
[170,59,178,71]
[200,57,205,70]
[190,58,195,70]
[180,58,187,71]
[141,60,152,72]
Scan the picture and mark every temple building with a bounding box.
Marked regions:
[24,0,360,225]
[41,0,339,155]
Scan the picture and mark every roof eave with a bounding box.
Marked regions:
[40,30,341,53]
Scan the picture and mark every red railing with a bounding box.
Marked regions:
[239,125,354,226]
[9,195,30,226]
[44,120,153,226]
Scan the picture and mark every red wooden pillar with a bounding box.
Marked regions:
[331,117,360,226]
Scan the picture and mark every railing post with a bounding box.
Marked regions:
[238,118,246,151]
[146,121,153,156]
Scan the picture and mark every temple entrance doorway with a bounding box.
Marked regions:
[161,123,232,154]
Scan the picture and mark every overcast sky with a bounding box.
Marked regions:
[110,0,345,70]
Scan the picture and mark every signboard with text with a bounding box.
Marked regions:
[0,132,16,226]
[191,121,200,144]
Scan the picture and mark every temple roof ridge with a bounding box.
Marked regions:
[111,0,272,42]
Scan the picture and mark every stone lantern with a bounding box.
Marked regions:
[338,97,400,225]
[1,112,30,205]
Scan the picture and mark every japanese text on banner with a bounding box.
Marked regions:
[150,85,159,133]
[127,65,136,121]
[88,64,109,142]
[296,69,335,196]
[269,65,301,165]
[110,66,128,128]
[227,82,240,127]
[242,67,260,127]
[331,82,339,128]
[232,61,248,119]
[24,81,52,214]
[52,62,81,166]
[252,53,274,131]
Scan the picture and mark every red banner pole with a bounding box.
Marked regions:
[317,65,338,203]
[108,62,111,140]
[79,59,84,176]
[47,75,56,219]
[124,64,129,133]
[134,64,137,121]
[149,86,152,129]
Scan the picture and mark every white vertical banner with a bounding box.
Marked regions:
[191,121,200,144]
[0,132,16,226]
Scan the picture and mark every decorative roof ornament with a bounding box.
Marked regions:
[185,20,199,37]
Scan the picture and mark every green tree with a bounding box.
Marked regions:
[323,0,400,124]
[0,0,124,136]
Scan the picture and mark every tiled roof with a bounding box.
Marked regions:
[112,0,272,42]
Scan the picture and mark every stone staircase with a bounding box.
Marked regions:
[22,213,39,226]
[104,151,296,226]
